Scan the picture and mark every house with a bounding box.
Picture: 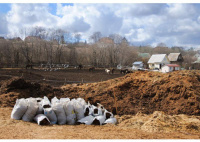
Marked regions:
[138,53,151,59]
[132,61,144,70]
[168,53,184,66]
[147,54,170,70]
[161,64,180,73]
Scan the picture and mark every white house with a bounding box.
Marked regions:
[161,64,180,73]
[132,61,144,70]
[148,54,170,70]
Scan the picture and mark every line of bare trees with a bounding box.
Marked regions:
[0,27,198,69]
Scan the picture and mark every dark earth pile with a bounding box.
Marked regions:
[0,70,200,116]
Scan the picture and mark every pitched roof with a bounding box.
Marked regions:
[168,53,181,61]
[148,54,167,63]
[133,61,143,65]
[166,64,180,67]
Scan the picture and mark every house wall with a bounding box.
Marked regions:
[162,66,180,73]
[149,63,161,69]
[161,66,170,73]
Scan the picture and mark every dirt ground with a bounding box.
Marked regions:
[1,108,200,139]
[0,69,200,139]
[0,68,123,87]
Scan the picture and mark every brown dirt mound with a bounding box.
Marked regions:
[60,70,200,115]
[0,77,63,107]
[0,70,200,116]
[117,111,200,134]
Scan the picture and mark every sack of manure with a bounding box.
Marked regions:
[11,98,28,120]
[102,117,117,125]
[22,98,39,122]
[34,114,51,125]
[52,102,67,125]
[43,107,57,124]
[77,115,94,125]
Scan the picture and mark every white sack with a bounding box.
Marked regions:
[36,99,43,114]
[92,115,106,125]
[60,98,70,105]
[43,107,57,124]
[103,117,117,125]
[65,101,76,125]
[42,96,51,108]
[73,100,84,120]
[77,115,94,125]
[92,105,102,117]
[52,102,67,125]
[51,96,59,105]
[22,98,39,122]
[104,110,114,119]
[11,98,28,120]
[84,105,93,116]
[34,114,51,125]
[77,98,87,109]
[97,103,106,114]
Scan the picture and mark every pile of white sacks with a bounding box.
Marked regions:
[11,96,117,126]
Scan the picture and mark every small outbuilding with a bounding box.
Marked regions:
[132,61,144,70]
[168,53,184,66]
[161,64,180,73]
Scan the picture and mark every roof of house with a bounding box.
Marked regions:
[165,64,180,67]
[168,53,181,61]
[133,61,143,65]
[147,54,167,63]
[138,53,151,58]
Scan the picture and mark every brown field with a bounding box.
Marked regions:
[0,69,200,139]
[0,68,123,87]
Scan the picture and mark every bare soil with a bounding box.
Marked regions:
[0,68,123,87]
[0,108,200,139]
[0,69,200,139]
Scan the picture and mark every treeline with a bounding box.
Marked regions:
[0,27,198,69]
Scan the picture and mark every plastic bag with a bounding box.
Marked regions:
[72,100,84,120]
[42,96,51,108]
[11,98,28,120]
[34,114,51,125]
[77,115,94,125]
[43,107,57,124]
[51,96,60,104]
[84,105,93,117]
[103,117,117,125]
[77,98,87,109]
[104,110,114,119]
[22,98,39,122]
[52,102,67,125]
[92,115,106,125]
[65,101,76,125]
[92,105,102,117]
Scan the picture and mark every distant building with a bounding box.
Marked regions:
[132,61,144,70]
[148,54,170,70]
[168,53,184,66]
[138,53,151,59]
[161,64,180,73]
[0,37,5,39]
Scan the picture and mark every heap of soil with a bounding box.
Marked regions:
[0,77,63,107]
[61,70,200,115]
[0,70,200,116]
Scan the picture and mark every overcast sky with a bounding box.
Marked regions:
[0,3,200,48]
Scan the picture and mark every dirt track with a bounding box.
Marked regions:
[1,108,200,139]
